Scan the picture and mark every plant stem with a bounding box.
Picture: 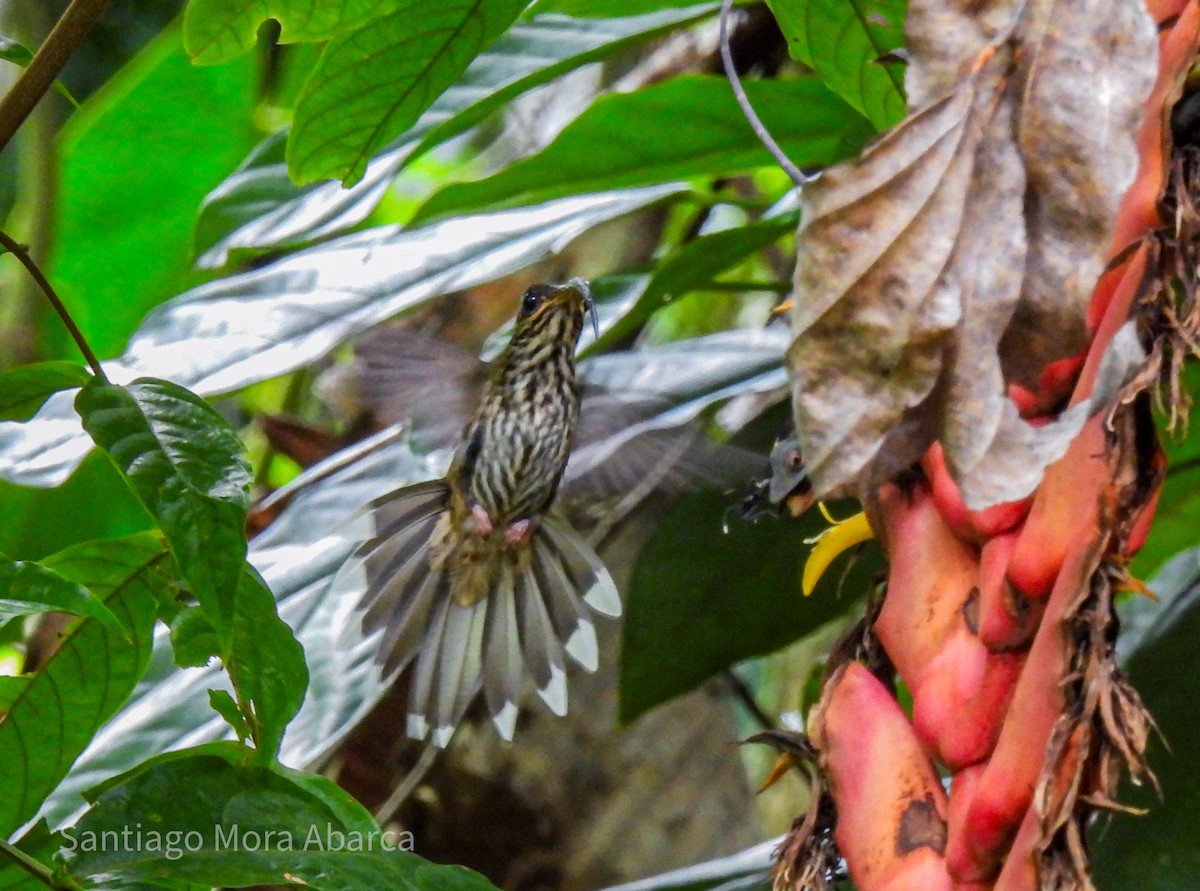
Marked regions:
[0,229,107,381]
[0,838,84,891]
[0,0,110,154]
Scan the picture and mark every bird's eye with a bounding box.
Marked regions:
[787,451,803,470]
[521,290,542,314]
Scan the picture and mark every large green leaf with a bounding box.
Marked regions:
[0,362,91,422]
[413,76,872,222]
[288,0,528,185]
[0,553,121,631]
[766,0,907,130]
[61,744,500,890]
[0,451,154,563]
[195,6,716,265]
[0,534,169,839]
[45,22,258,361]
[226,566,308,760]
[183,0,398,64]
[76,378,251,646]
[1092,548,1200,888]
[620,492,881,722]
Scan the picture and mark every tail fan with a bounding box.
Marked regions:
[346,481,621,746]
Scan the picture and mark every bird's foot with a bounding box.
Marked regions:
[504,518,536,547]
[470,504,494,538]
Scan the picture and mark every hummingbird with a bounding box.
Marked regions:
[347,279,620,747]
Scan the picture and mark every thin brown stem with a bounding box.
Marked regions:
[0,229,106,381]
[0,0,111,154]
[0,838,85,891]
[719,0,805,189]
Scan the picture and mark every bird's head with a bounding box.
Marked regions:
[510,278,598,354]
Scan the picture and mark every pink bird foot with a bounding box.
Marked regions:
[504,518,535,547]
[470,504,494,537]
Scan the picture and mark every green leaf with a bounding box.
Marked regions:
[401,5,721,173]
[766,0,907,130]
[1092,548,1200,887]
[0,36,80,107]
[0,553,122,631]
[45,22,258,362]
[0,675,29,712]
[620,492,880,723]
[0,362,91,422]
[208,689,252,742]
[76,378,252,647]
[288,0,529,185]
[170,605,220,668]
[0,35,32,65]
[0,450,154,561]
[529,0,716,15]
[63,744,501,890]
[196,5,717,264]
[596,214,797,350]
[0,821,65,891]
[183,0,399,64]
[227,565,308,759]
[1133,363,1200,577]
[413,75,872,222]
[0,534,168,839]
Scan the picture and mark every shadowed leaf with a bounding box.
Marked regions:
[414,76,872,222]
[621,493,880,722]
[0,554,122,631]
[0,534,169,839]
[0,362,90,422]
[64,744,501,890]
[1093,548,1200,886]
[195,6,717,265]
[183,0,399,64]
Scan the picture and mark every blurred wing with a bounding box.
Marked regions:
[345,328,769,508]
[562,386,766,507]
[350,326,486,450]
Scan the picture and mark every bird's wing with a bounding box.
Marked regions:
[349,326,486,450]
[563,385,767,508]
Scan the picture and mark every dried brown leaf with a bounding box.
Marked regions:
[790,46,1021,490]
[788,0,1157,504]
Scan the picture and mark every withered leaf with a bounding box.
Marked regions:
[789,0,1157,506]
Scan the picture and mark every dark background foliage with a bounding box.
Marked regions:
[0,1,1195,889]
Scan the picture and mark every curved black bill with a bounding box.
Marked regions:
[565,277,599,340]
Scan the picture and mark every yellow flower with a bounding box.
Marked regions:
[801,505,875,596]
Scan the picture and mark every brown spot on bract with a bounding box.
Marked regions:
[897,793,948,855]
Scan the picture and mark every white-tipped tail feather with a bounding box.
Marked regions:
[346,480,620,746]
